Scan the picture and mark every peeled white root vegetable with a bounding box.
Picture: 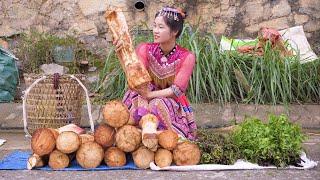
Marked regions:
[27,154,48,170]
[140,114,159,151]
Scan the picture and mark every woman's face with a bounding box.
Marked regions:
[153,16,176,43]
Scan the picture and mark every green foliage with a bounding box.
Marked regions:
[267,114,306,167]
[231,114,306,167]
[177,24,320,104]
[95,23,320,104]
[17,31,56,73]
[17,31,98,74]
[94,47,127,102]
[231,118,271,165]
[196,129,240,165]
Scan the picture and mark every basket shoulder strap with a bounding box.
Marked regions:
[68,75,95,134]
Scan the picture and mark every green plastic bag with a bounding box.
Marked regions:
[0,47,19,102]
[219,36,258,51]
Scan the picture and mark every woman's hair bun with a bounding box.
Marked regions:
[176,7,187,19]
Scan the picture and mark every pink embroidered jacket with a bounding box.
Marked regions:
[136,42,195,95]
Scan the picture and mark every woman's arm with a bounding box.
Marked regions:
[135,84,175,100]
[172,53,196,92]
[146,87,175,99]
[135,43,149,68]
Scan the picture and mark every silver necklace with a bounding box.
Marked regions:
[159,44,177,65]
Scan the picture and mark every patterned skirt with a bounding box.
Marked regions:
[122,87,197,140]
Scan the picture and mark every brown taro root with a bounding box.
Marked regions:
[158,130,178,150]
[132,146,154,169]
[155,148,173,168]
[48,150,70,169]
[139,114,159,151]
[104,147,126,167]
[31,128,56,156]
[27,154,49,170]
[79,134,94,144]
[94,124,115,148]
[115,125,141,152]
[126,115,136,125]
[56,131,81,154]
[103,101,129,128]
[173,141,201,166]
[76,142,104,168]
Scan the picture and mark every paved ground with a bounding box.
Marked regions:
[0,168,319,180]
[0,130,319,180]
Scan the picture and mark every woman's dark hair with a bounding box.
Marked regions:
[155,7,187,38]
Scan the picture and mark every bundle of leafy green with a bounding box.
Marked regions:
[231,114,306,167]
[196,129,240,165]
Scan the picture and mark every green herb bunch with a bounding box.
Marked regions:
[196,129,240,165]
[231,114,306,167]
[267,114,306,167]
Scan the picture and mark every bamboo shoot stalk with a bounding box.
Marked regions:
[105,8,151,90]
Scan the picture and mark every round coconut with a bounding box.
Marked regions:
[48,128,59,140]
[31,128,56,156]
[56,131,81,154]
[76,142,104,168]
[48,150,70,169]
[103,101,129,128]
[126,116,136,125]
[132,146,154,169]
[158,130,178,150]
[104,147,126,167]
[79,134,94,144]
[94,124,115,148]
[155,148,172,168]
[173,141,201,166]
[115,125,141,152]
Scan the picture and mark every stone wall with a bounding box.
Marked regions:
[1,103,319,129]
[1,0,319,56]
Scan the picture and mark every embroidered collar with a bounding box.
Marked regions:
[149,43,180,65]
[159,44,177,65]
[159,44,177,58]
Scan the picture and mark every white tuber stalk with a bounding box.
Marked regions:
[140,114,159,151]
[27,154,47,170]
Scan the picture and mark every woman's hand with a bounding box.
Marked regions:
[134,85,152,100]
[112,38,124,52]
[140,91,152,101]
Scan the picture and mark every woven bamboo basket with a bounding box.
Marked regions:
[22,73,94,137]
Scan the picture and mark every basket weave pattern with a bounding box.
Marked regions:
[24,73,85,133]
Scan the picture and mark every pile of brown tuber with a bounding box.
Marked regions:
[27,100,201,170]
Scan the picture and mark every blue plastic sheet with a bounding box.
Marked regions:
[0,150,138,171]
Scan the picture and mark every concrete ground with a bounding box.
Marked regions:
[0,130,319,180]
